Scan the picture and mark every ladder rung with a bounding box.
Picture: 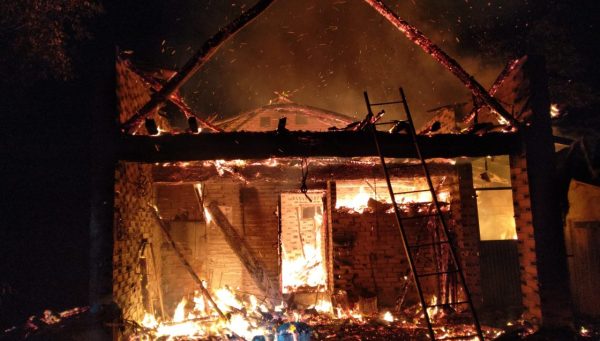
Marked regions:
[417,269,459,278]
[386,164,420,171]
[394,189,430,195]
[427,300,470,308]
[370,100,404,106]
[409,240,450,249]
[437,334,481,340]
[402,213,439,220]
[374,120,406,126]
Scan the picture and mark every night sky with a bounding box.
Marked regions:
[1,0,599,330]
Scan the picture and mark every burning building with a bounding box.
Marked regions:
[82,46,567,339]
[80,2,577,340]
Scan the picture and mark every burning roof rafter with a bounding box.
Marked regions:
[121,0,276,134]
[120,0,517,135]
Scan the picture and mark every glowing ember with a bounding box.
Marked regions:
[310,298,333,314]
[550,103,561,118]
[382,311,394,322]
[580,326,591,337]
[427,295,440,318]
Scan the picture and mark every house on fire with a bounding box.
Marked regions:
[79,3,600,339]
[98,49,584,338]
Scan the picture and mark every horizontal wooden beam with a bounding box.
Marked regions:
[152,160,456,183]
[119,131,521,162]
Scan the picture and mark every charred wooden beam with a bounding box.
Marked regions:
[148,204,227,320]
[205,202,280,302]
[362,0,516,126]
[120,131,521,162]
[121,0,276,133]
[152,160,455,183]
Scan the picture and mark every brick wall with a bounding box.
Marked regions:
[149,170,483,313]
[154,181,261,310]
[332,209,409,307]
[113,162,161,322]
[153,180,306,303]
[451,162,482,308]
[509,153,542,321]
[331,173,469,308]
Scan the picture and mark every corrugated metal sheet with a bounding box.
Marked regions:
[566,220,600,317]
[479,240,522,310]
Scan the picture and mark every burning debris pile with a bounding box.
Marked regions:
[125,286,505,341]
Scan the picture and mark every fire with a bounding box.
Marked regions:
[140,286,268,340]
[382,311,394,322]
[228,314,266,340]
[131,285,507,340]
[335,186,372,213]
[281,212,327,293]
[427,295,439,318]
[550,103,561,118]
[335,181,450,213]
[214,286,244,312]
[173,298,187,322]
[310,298,333,314]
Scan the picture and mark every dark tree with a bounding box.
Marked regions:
[0,0,102,84]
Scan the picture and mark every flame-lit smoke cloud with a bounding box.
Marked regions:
[125,0,509,125]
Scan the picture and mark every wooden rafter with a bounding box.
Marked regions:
[123,60,223,132]
[362,0,517,126]
[121,0,277,133]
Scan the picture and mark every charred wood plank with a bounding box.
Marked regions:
[120,131,521,162]
[152,160,455,183]
[205,201,279,302]
[148,204,227,320]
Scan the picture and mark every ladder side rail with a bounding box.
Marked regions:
[365,91,436,340]
[399,87,484,340]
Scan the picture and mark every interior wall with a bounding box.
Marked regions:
[154,179,323,304]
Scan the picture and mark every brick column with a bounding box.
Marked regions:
[510,154,542,321]
[510,55,572,326]
[452,161,482,308]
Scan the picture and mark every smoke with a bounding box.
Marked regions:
[125,0,508,126]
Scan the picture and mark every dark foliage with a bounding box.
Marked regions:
[0,0,102,84]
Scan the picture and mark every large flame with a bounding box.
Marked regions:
[281,212,327,293]
[335,182,450,213]
[335,186,372,213]
[136,284,505,340]
[140,286,268,340]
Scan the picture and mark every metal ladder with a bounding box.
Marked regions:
[364,88,484,341]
